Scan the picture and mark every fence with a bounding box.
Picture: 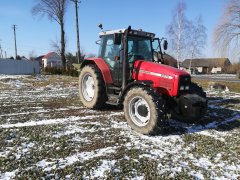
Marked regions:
[0,59,40,75]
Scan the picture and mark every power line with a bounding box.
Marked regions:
[1,42,50,52]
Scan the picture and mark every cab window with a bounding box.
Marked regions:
[128,36,152,62]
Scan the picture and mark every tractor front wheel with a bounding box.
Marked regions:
[124,87,165,135]
[79,65,107,109]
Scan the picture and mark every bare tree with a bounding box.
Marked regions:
[32,0,68,67]
[188,16,207,72]
[50,37,62,55]
[213,0,240,61]
[29,50,37,60]
[166,1,190,68]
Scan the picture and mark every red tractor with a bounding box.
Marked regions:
[79,26,207,135]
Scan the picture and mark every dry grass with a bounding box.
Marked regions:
[192,78,240,93]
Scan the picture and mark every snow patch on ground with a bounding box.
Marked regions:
[90,160,116,178]
[0,115,99,128]
[36,147,118,172]
[0,75,30,80]
[0,170,18,180]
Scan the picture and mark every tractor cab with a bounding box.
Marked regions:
[97,27,167,86]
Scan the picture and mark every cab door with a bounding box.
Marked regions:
[100,35,122,86]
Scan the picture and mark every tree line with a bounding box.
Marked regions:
[213,0,240,63]
[166,1,207,69]
[166,0,240,68]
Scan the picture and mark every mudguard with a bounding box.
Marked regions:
[80,58,113,84]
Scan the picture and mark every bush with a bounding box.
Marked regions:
[43,66,79,77]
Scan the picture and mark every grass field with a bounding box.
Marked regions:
[192,78,240,93]
[0,75,239,179]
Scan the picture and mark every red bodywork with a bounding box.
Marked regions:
[133,60,190,97]
[86,58,113,84]
[85,58,190,97]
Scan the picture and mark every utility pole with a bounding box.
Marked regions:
[0,47,2,59]
[0,40,2,59]
[12,25,18,59]
[71,0,81,64]
[0,44,3,59]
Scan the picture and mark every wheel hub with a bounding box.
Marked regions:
[137,105,148,117]
[129,96,150,127]
[82,73,94,101]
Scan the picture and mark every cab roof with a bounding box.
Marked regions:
[99,29,155,38]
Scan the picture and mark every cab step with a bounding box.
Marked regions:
[107,94,120,105]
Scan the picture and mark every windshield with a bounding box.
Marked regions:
[128,36,153,63]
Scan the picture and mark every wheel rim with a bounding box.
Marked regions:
[81,73,95,101]
[129,96,150,127]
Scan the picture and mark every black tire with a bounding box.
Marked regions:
[124,87,166,135]
[79,65,107,109]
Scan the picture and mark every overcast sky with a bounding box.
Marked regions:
[0,0,228,60]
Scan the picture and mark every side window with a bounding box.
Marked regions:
[152,39,160,51]
[152,39,161,62]
[128,40,133,54]
[103,35,120,61]
[97,38,104,57]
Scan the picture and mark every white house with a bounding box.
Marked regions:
[42,52,62,68]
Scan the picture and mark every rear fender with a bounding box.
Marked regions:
[80,58,113,84]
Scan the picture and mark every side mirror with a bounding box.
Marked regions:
[114,33,122,45]
[163,40,168,50]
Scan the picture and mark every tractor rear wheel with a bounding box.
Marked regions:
[79,65,107,109]
[124,87,166,135]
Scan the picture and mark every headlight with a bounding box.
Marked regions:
[180,85,189,91]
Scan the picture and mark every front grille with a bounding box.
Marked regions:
[178,75,191,92]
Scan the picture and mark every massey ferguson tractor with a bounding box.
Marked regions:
[79,26,207,135]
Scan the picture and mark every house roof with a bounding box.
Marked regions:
[163,54,177,67]
[34,55,44,62]
[42,52,59,59]
[182,58,231,68]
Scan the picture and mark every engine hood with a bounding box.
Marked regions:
[133,60,189,79]
[133,60,190,97]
